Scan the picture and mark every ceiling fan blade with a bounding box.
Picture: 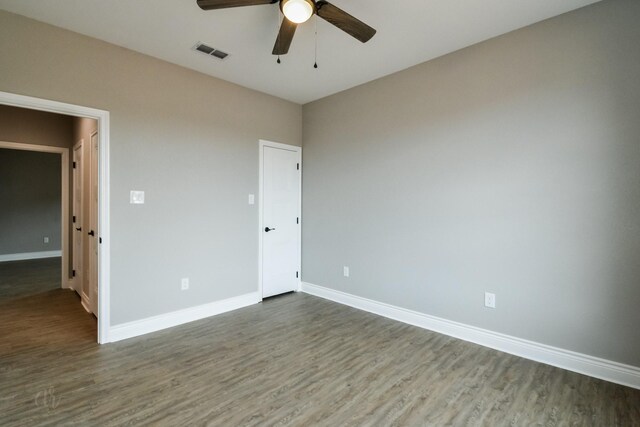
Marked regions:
[272,18,298,55]
[316,1,376,43]
[197,0,276,11]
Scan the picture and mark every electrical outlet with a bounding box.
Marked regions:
[181,278,189,291]
[485,292,496,309]
[343,266,350,277]
[43,237,49,244]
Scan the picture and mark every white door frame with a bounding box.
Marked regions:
[258,140,302,300]
[0,141,70,288]
[0,91,111,344]
[89,130,99,315]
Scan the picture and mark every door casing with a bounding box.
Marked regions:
[0,90,111,344]
[0,141,69,289]
[89,131,99,315]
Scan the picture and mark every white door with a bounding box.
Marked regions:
[72,142,83,294]
[261,143,301,298]
[88,131,99,315]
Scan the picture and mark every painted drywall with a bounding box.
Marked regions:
[0,149,61,255]
[0,105,74,148]
[302,0,640,367]
[0,10,302,325]
[0,105,73,269]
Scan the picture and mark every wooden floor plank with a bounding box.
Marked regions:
[1,259,639,426]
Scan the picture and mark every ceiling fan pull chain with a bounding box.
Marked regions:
[276,4,282,64]
[314,14,318,69]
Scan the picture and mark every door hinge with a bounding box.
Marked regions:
[73,161,76,169]
[296,271,299,278]
[99,237,102,244]
[72,269,76,277]
[296,217,299,224]
[297,163,299,170]
[72,215,76,223]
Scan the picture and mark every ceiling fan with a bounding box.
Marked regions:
[196,0,377,56]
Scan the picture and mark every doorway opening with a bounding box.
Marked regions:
[0,91,110,343]
[0,141,69,282]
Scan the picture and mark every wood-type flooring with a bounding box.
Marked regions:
[1,258,638,425]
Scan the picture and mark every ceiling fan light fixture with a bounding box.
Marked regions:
[282,0,314,24]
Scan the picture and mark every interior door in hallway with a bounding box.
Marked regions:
[261,142,301,299]
[72,141,83,294]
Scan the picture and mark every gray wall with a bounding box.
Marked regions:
[302,0,640,367]
[0,149,61,255]
[0,105,74,267]
[0,10,302,324]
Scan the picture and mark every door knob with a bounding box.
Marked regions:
[76,227,82,231]
[88,230,95,236]
[265,227,275,232]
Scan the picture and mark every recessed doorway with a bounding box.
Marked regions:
[0,91,110,343]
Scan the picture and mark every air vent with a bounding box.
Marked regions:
[193,42,229,60]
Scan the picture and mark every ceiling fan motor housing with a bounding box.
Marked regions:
[280,0,317,23]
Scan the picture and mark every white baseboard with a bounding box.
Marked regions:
[301,282,640,390]
[109,292,261,343]
[0,250,62,262]
[80,295,91,314]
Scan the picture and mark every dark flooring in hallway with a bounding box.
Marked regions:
[0,257,62,299]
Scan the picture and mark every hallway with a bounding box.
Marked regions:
[0,257,96,347]
[0,258,63,298]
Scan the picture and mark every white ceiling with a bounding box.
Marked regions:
[0,0,600,104]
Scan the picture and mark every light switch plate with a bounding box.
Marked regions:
[343,266,350,277]
[248,194,255,205]
[130,190,145,204]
